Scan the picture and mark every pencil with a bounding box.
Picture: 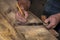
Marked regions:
[16,3,25,17]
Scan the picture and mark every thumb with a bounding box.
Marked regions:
[44,18,50,23]
[24,11,28,19]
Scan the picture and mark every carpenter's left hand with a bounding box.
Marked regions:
[44,13,60,29]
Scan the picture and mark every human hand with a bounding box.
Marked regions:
[44,14,60,29]
[15,9,28,23]
[15,0,30,23]
[18,0,30,10]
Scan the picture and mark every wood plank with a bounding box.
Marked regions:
[0,14,24,40]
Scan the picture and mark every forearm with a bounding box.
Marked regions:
[53,13,60,22]
[56,13,60,22]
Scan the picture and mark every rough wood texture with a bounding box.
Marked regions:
[0,14,24,40]
[15,25,57,40]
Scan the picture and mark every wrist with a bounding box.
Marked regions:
[54,13,60,22]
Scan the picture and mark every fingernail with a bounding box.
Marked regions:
[44,20,47,23]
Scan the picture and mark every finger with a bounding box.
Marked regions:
[20,6,24,10]
[44,18,50,23]
[24,11,28,19]
[15,13,27,22]
[47,21,56,29]
[47,24,53,29]
[16,15,26,23]
[15,12,22,19]
[17,12,28,22]
[17,17,26,22]
[15,13,23,20]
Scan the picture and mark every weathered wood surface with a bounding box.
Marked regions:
[0,14,24,40]
[15,25,57,40]
[0,0,58,40]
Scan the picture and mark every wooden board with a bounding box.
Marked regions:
[0,14,25,40]
[15,25,57,40]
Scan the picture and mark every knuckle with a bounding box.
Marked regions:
[51,23,55,26]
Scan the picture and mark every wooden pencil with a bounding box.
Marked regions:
[16,3,25,17]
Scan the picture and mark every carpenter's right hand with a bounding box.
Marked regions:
[15,10,28,23]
